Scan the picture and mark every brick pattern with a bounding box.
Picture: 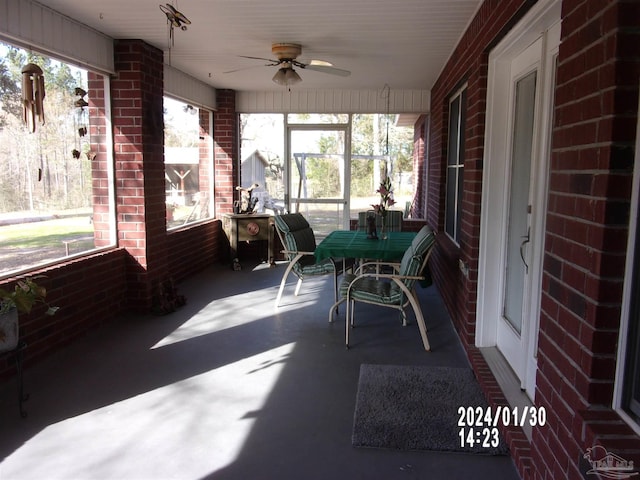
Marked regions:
[214,89,238,215]
[0,250,128,381]
[2,40,234,381]
[428,1,640,479]
[532,1,640,478]
[428,0,528,350]
[111,40,168,310]
[468,347,533,479]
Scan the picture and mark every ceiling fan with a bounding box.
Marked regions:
[226,43,351,87]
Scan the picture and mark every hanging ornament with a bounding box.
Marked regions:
[21,63,46,133]
[159,2,191,65]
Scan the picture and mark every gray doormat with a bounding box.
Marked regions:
[352,364,509,455]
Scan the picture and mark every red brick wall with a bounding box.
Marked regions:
[427,1,640,479]
[2,41,236,381]
[533,1,640,479]
[111,40,168,311]
[428,0,530,348]
[0,250,128,380]
[427,1,546,477]
[214,90,238,215]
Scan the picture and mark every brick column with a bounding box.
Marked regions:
[112,40,167,311]
[213,89,238,215]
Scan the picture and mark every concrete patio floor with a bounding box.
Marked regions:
[0,260,521,480]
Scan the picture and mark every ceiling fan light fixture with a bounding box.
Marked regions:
[284,68,302,85]
[272,67,301,86]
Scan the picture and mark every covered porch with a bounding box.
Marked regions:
[0,261,519,479]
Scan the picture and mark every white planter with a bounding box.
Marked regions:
[0,308,19,354]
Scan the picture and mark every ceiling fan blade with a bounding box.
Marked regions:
[301,63,351,77]
[239,55,280,65]
[223,64,272,74]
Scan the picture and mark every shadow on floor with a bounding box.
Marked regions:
[0,261,520,480]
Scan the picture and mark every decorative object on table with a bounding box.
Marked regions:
[352,364,508,454]
[366,212,378,239]
[358,210,403,235]
[370,176,396,240]
[235,183,260,214]
[0,276,58,417]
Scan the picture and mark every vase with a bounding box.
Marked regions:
[380,214,388,240]
[0,307,19,354]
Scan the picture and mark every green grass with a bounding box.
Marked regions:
[0,217,94,249]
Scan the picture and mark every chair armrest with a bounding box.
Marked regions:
[281,249,316,256]
[351,272,424,282]
[354,261,400,275]
[345,272,424,296]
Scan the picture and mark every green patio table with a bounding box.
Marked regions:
[315,230,417,322]
[314,230,416,262]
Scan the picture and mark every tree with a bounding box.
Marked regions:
[0,42,89,213]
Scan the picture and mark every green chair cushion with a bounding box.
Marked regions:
[340,225,436,304]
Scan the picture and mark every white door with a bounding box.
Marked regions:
[497,48,539,382]
[476,6,560,399]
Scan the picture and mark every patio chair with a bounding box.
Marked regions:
[357,209,403,232]
[340,225,436,351]
[273,213,352,308]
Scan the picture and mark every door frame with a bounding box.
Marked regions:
[476,0,560,398]
[284,121,351,231]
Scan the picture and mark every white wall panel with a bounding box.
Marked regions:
[164,65,217,111]
[236,88,430,114]
[0,0,114,74]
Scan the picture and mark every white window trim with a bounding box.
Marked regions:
[444,84,467,245]
[613,78,640,437]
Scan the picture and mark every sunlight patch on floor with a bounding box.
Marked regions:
[152,276,326,349]
[151,287,277,349]
[0,343,296,480]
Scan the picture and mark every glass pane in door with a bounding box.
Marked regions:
[503,71,537,334]
[289,128,346,237]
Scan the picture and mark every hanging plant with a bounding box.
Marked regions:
[0,276,59,316]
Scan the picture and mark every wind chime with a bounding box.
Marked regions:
[72,87,92,160]
[159,2,191,65]
[21,63,46,133]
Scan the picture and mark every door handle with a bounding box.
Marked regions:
[519,227,530,274]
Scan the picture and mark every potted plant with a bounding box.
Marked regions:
[0,276,58,354]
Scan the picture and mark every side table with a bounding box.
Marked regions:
[222,213,275,266]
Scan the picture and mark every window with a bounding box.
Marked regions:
[164,97,213,229]
[0,42,115,277]
[622,233,640,425]
[445,86,467,243]
[616,89,640,433]
[238,113,415,226]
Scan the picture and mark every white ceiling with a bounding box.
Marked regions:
[35,0,481,93]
